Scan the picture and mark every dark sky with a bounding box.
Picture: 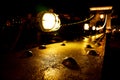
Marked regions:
[0,0,120,16]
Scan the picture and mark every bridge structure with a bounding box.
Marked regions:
[89,6,113,33]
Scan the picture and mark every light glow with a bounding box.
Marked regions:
[44,68,60,80]
[90,6,113,11]
[96,15,107,30]
[92,26,96,30]
[100,14,104,19]
[42,13,56,29]
[84,23,89,30]
[41,12,61,32]
[37,11,61,32]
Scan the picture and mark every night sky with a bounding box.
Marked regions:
[0,0,120,16]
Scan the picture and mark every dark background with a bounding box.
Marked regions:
[0,0,120,16]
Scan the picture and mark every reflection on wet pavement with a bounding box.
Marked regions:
[1,34,105,80]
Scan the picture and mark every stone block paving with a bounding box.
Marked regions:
[0,34,106,80]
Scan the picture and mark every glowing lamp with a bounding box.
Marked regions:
[84,23,89,30]
[38,12,61,32]
[100,14,104,19]
[92,26,96,30]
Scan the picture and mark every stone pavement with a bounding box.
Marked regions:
[0,34,106,80]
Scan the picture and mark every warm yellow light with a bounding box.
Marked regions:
[96,14,107,30]
[44,68,60,80]
[38,12,61,32]
[84,23,89,30]
[90,6,112,11]
[42,13,56,29]
[119,29,120,31]
[100,14,104,19]
[92,26,96,30]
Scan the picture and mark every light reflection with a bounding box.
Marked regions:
[83,37,89,42]
[91,36,96,42]
[44,68,60,80]
[37,11,61,32]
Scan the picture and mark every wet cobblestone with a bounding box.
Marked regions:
[1,34,105,80]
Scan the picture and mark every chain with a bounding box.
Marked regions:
[61,15,95,27]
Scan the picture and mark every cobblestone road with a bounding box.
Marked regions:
[1,34,106,80]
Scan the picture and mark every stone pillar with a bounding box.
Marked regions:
[106,13,112,33]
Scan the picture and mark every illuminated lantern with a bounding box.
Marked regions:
[37,11,61,32]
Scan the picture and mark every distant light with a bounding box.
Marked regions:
[96,27,99,30]
[100,14,104,19]
[90,6,113,11]
[84,23,89,30]
[119,29,120,31]
[92,26,96,30]
[112,28,116,32]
